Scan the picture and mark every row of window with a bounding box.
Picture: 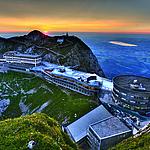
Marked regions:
[45,74,98,96]
[87,130,100,149]
[113,87,127,96]
[51,73,99,90]
[47,72,100,91]
[113,95,150,111]
[88,127,101,142]
[4,56,41,61]
[54,76,87,90]
[53,78,94,96]
[5,59,41,63]
[113,87,150,101]
[9,66,26,71]
[112,92,149,106]
[120,102,150,110]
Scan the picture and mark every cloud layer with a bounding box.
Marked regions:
[0,0,150,32]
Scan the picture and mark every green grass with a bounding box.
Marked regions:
[110,126,150,150]
[0,113,77,150]
[0,71,98,124]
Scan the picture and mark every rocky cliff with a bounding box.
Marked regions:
[0,30,105,77]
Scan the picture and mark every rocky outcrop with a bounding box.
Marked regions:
[59,36,105,76]
[0,30,105,77]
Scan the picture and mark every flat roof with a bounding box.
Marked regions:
[113,75,150,92]
[90,116,131,139]
[65,105,112,142]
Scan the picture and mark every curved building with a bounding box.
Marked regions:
[112,75,150,116]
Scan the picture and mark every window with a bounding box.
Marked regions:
[130,100,136,104]
[121,92,126,96]
[121,97,126,101]
[114,87,119,93]
[140,102,146,105]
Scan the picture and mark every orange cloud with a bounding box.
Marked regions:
[0,17,150,33]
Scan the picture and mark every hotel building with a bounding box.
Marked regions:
[3,51,42,66]
[43,67,102,96]
[112,75,150,116]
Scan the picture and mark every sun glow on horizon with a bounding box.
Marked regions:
[0,0,150,34]
[0,17,150,34]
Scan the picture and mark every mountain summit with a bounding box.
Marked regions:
[0,30,105,77]
[26,30,47,41]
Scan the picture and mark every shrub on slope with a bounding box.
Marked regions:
[111,125,150,150]
[0,113,77,150]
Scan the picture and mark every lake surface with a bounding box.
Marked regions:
[1,32,150,79]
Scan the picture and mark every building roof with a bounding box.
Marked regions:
[65,105,112,142]
[113,75,150,93]
[90,116,131,140]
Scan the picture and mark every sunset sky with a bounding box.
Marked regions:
[0,0,150,33]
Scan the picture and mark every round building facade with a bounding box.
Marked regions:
[112,75,150,116]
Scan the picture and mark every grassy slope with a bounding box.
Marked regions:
[0,113,77,150]
[0,71,98,124]
[111,126,150,150]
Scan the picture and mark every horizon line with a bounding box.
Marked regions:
[1,30,150,35]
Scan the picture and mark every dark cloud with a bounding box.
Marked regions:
[0,0,150,20]
[0,0,150,32]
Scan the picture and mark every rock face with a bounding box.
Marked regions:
[0,30,105,77]
[59,36,105,76]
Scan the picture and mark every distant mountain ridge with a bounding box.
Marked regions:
[0,30,105,77]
